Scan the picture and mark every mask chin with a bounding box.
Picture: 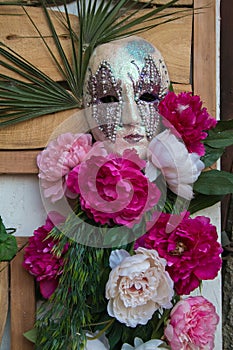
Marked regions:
[83,36,170,155]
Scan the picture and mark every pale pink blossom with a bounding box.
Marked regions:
[105,248,174,328]
[37,133,92,202]
[165,296,219,350]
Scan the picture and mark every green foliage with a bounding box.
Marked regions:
[35,226,106,350]
[194,169,233,196]
[188,193,224,215]
[0,216,17,261]
[201,144,224,168]
[200,119,233,167]
[0,42,80,126]
[204,119,233,149]
[103,217,146,247]
[23,328,37,343]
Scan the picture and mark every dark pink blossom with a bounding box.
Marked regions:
[23,212,68,299]
[67,149,160,226]
[159,92,217,156]
[134,212,222,295]
[165,296,219,350]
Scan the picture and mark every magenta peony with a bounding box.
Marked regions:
[23,212,68,299]
[159,92,217,156]
[67,149,160,226]
[37,133,93,203]
[164,296,219,350]
[134,211,222,295]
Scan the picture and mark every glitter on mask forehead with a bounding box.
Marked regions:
[107,53,139,83]
[126,40,155,62]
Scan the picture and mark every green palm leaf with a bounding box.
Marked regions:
[0,0,188,127]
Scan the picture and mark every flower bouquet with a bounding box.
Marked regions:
[22,91,233,350]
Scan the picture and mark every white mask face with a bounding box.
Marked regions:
[83,36,170,158]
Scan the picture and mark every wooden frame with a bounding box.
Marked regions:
[0,2,193,173]
[0,238,35,350]
[0,1,220,349]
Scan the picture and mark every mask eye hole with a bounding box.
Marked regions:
[139,92,159,103]
[100,95,119,103]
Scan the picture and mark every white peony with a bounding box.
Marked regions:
[105,248,174,328]
[121,337,169,350]
[145,129,205,200]
[85,332,109,350]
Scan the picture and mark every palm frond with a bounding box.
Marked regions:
[0,0,191,126]
[0,43,80,126]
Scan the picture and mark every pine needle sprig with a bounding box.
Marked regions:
[36,230,105,350]
[33,212,113,349]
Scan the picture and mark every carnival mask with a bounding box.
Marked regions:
[83,36,170,158]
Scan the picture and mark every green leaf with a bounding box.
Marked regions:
[169,82,174,92]
[212,119,233,132]
[23,328,37,343]
[201,144,224,167]
[188,193,223,214]
[0,217,8,242]
[194,170,233,195]
[204,119,233,149]
[0,217,17,261]
[204,129,233,148]
[107,322,123,349]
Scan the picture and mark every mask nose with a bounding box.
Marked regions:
[121,86,141,126]
[121,101,141,125]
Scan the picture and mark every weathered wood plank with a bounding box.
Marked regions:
[0,262,9,347]
[0,150,39,174]
[10,238,35,350]
[193,4,222,350]
[0,6,78,82]
[0,6,192,152]
[152,0,193,4]
[0,108,89,149]
[193,0,216,117]
[0,7,192,84]
[173,83,192,93]
[124,8,192,85]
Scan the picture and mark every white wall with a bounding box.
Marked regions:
[0,175,46,237]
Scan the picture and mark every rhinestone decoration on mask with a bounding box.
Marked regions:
[131,55,169,140]
[86,55,169,142]
[86,61,122,142]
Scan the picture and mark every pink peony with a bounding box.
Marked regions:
[23,212,68,299]
[134,212,222,295]
[165,296,219,350]
[159,92,217,156]
[67,149,160,226]
[37,133,93,203]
